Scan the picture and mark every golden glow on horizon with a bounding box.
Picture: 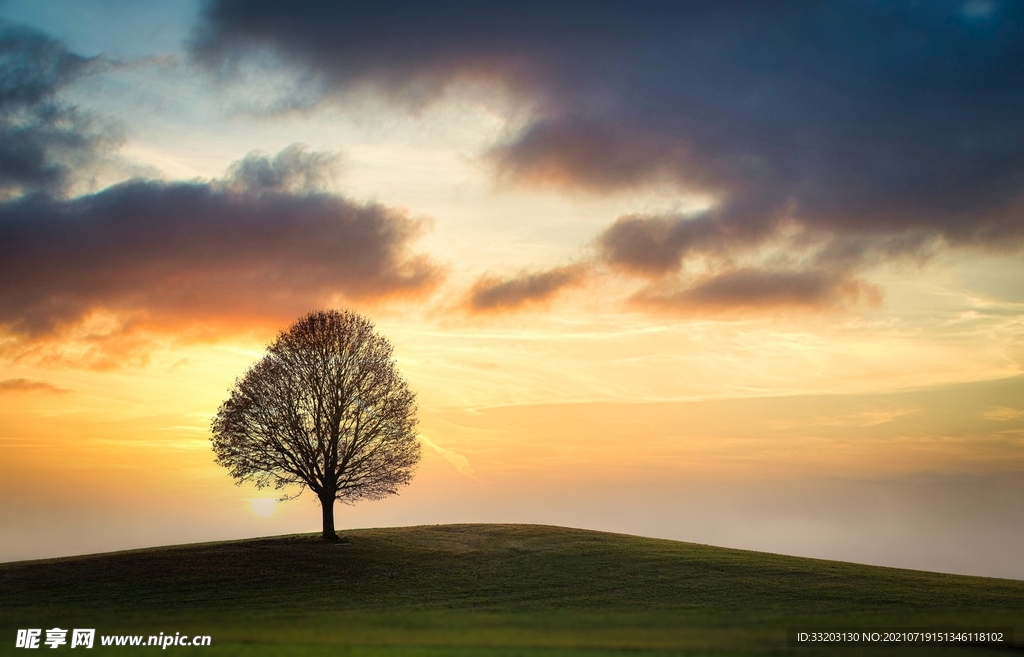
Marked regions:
[250,498,277,518]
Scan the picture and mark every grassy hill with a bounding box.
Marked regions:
[1,524,1021,656]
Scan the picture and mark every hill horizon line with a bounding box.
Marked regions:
[4,521,1021,584]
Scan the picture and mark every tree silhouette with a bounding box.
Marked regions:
[211,309,420,541]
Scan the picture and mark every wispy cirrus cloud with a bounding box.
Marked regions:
[419,434,481,484]
[983,406,1024,422]
[0,378,70,394]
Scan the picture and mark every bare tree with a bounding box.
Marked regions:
[211,309,420,541]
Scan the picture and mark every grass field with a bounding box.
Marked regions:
[1,524,1021,656]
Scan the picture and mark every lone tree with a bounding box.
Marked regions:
[211,309,420,541]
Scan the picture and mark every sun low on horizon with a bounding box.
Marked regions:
[1,0,1022,580]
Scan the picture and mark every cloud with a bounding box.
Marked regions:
[486,120,702,193]
[466,264,588,313]
[0,378,70,394]
[225,143,341,193]
[192,1,1024,314]
[631,268,881,314]
[0,27,442,363]
[0,146,443,357]
[983,406,1024,422]
[0,22,117,198]
[591,211,900,314]
[596,212,776,277]
[419,434,481,484]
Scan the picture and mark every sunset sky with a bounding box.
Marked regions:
[1,0,1023,579]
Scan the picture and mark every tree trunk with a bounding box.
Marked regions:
[319,493,338,542]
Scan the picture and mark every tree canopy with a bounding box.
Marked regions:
[211,309,420,540]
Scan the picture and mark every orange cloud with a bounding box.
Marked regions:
[0,147,444,364]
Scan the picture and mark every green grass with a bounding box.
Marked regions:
[1,524,1021,655]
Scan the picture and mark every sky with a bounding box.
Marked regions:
[1,0,1023,579]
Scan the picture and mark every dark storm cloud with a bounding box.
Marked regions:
[0,22,114,197]
[0,147,442,340]
[467,264,588,312]
[192,1,1024,312]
